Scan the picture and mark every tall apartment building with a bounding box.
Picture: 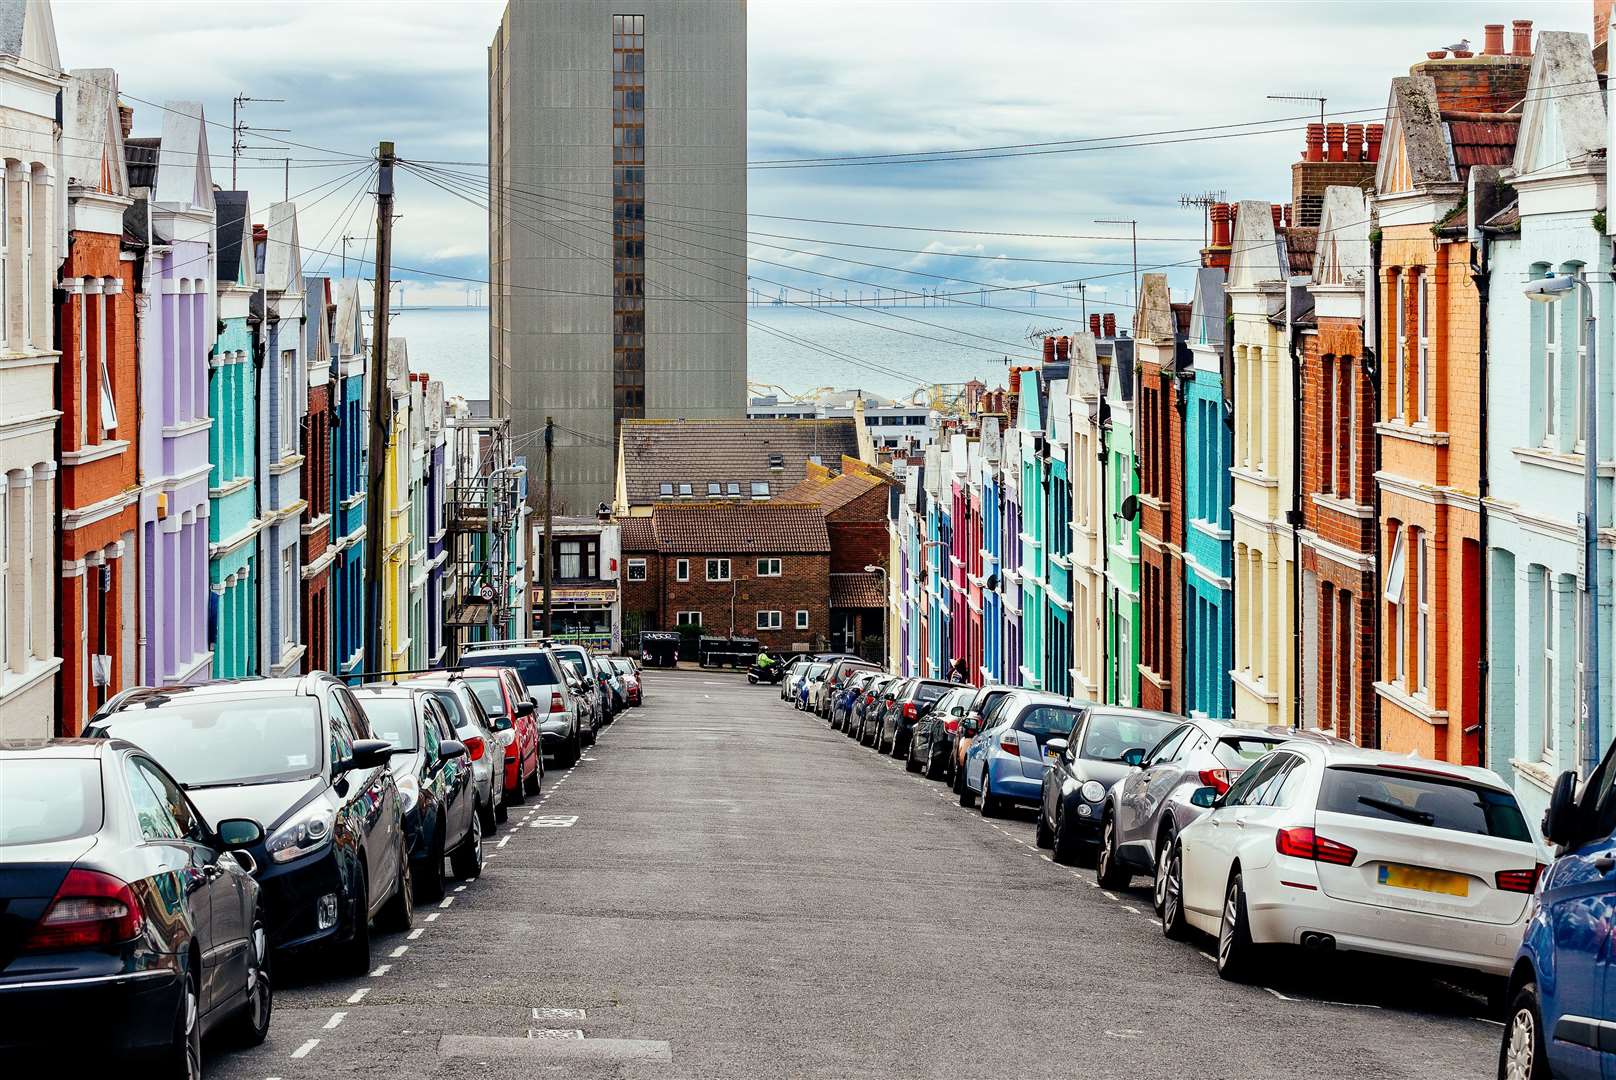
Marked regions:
[489,0,747,513]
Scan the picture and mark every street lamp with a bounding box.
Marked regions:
[865,564,888,668]
[1524,272,1601,775]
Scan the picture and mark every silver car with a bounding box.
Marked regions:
[1094,717,1286,898]
[407,676,509,830]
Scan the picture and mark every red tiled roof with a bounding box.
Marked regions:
[649,503,830,554]
[779,469,888,516]
[619,516,656,552]
[1447,118,1519,180]
[829,572,886,608]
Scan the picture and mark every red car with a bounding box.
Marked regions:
[451,667,541,804]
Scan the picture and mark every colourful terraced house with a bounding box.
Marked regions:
[331,279,368,677]
[1102,337,1139,706]
[1015,373,1048,691]
[1183,260,1234,720]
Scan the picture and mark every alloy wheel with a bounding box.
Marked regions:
[180,972,200,1080]
[246,923,271,1032]
[1218,885,1238,967]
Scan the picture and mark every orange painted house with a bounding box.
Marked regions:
[1370,22,1530,762]
[56,72,139,733]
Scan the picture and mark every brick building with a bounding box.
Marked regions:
[1134,274,1186,713]
[619,503,831,651]
[1300,186,1378,746]
[57,70,137,734]
[1371,22,1530,763]
[782,456,895,656]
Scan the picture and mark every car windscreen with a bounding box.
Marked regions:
[554,651,592,680]
[464,651,559,688]
[1015,705,1083,740]
[805,663,829,679]
[355,696,421,752]
[1213,736,1283,769]
[90,699,322,788]
[465,677,507,717]
[1318,766,1532,842]
[1080,713,1179,763]
[610,659,635,674]
[0,758,103,845]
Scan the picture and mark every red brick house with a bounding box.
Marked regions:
[57,73,139,733]
[1134,274,1186,714]
[620,503,831,651]
[300,277,335,673]
[781,456,896,655]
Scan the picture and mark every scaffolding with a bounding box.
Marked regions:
[444,403,528,662]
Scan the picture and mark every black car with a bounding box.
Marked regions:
[878,678,954,758]
[86,675,413,976]
[1038,705,1180,865]
[353,686,480,903]
[851,674,898,743]
[1,739,272,1071]
[907,685,974,779]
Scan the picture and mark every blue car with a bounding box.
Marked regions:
[831,671,881,732]
[958,691,1089,816]
[1501,742,1616,1080]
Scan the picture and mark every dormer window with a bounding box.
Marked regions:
[768,453,784,470]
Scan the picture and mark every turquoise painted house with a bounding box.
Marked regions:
[331,279,368,677]
[1016,378,1048,690]
[1483,31,1614,816]
[1184,267,1233,718]
[209,191,261,679]
[1102,338,1140,706]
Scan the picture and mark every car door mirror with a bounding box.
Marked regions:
[494,715,513,731]
[344,738,394,772]
[1190,785,1219,809]
[437,739,467,764]
[515,700,536,718]
[1542,769,1584,847]
[215,817,264,850]
[1121,747,1147,768]
[1044,737,1069,759]
[960,718,980,737]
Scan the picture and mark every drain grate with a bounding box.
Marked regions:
[528,1029,584,1040]
[533,1008,586,1020]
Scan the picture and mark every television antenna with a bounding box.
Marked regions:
[1266,92,1327,127]
[1178,191,1227,247]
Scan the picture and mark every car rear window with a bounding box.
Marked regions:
[465,678,507,717]
[355,696,421,752]
[1016,705,1082,740]
[1318,766,1532,843]
[1214,736,1283,769]
[464,651,559,688]
[0,758,103,846]
[913,683,952,705]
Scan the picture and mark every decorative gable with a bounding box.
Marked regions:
[1227,199,1283,290]
[63,68,128,197]
[1312,186,1370,288]
[264,201,304,296]
[1377,108,1414,195]
[333,278,366,358]
[1513,31,1605,177]
[1189,267,1226,345]
[154,101,215,214]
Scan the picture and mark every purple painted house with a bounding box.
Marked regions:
[125,102,215,684]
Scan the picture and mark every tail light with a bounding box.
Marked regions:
[999,737,1020,756]
[944,719,959,734]
[23,868,145,952]
[1198,768,1233,795]
[1496,865,1545,893]
[549,692,566,714]
[463,735,486,761]
[1275,827,1357,866]
[902,703,918,721]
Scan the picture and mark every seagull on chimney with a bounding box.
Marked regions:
[1443,37,1471,53]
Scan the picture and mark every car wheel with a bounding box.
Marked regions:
[226,919,273,1046]
[1499,982,1550,1080]
[1159,837,1192,941]
[342,866,372,976]
[1051,802,1079,866]
[482,796,500,835]
[958,765,977,807]
[978,769,998,818]
[1035,805,1053,848]
[451,811,484,879]
[523,754,540,795]
[1216,872,1260,981]
[160,963,201,1079]
[904,738,922,773]
[507,758,526,806]
[952,758,968,796]
[1095,815,1130,889]
[414,823,446,904]
[378,840,414,933]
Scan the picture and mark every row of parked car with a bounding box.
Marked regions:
[778,655,1616,1080]
[0,641,644,1075]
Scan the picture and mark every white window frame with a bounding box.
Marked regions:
[675,610,702,627]
[795,609,809,629]
[1391,272,1405,422]
[0,492,7,667]
[0,172,7,348]
[756,609,782,631]
[675,559,689,582]
[280,349,297,456]
[1384,525,1407,686]
[626,558,646,581]
[98,284,116,434]
[282,556,296,648]
[1574,283,1588,451]
[706,558,731,582]
[1415,270,1429,424]
[1542,572,1557,761]
[1543,298,1559,448]
[20,176,31,346]
[1413,529,1429,697]
[756,557,781,577]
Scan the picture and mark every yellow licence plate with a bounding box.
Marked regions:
[1378,864,1469,897]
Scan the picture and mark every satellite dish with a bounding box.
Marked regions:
[1120,494,1140,521]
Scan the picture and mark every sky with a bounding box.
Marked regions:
[51,0,1594,310]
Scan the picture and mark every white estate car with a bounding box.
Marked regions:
[1160,737,1547,981]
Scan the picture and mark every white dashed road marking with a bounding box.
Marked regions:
[370,964,391,977]
[291,1039,320,1059]
[390,945,409,958]
[323,1013,347,1030]
[347,988,369,1004]
[408,928,423,941]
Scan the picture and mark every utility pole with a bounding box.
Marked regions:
[1096,217,1139,316]
[230,92,286,189]
[542,417,554,639]
[365,141,396,674]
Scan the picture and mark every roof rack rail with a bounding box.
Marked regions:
[340,666,466,685]
[462,637,553,649]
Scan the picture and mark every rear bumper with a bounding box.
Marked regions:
[986,765,1042,804]
[1244,877,1523,976]
[0,964,181,1054]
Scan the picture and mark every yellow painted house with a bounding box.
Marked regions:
[380,338,415,673]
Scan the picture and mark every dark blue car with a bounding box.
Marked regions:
[1500,741,1616,1079]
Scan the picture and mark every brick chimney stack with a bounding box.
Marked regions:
[1056,336,1070,362]
[1202,202,1233,270]
[1043,336,1056,363]
[1089,314,1102,337]
[118,103,133,139]
[1102,313,1117,338]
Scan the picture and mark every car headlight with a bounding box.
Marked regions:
[396,773,420,814]
[266,803,337,864]
[1081,780,1106,803]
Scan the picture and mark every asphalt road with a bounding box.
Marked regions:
[209,670,1501,1080]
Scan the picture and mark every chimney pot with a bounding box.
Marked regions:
[1325,122,1346,162]
[1270,203,1283,229]
[1089,313,1102,337]
[118,103,134,140]
[1043,337,1056,363]
[1483,23,1505,55]
[1304,122,1324,163]
[1210,202,1232,248]
[1345,123,1366,162]
[1056,336,1070,361]
[1511,18,1532,56]
[1102,313,1117,337]
[1366,123,1384,163]
[1598,2,1615,48]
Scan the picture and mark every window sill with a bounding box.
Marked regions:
[1375,420,1449,446]
[1190,519,1233,543]
[1229,466,1279,488]
[0,657,63,705]
[162,417,213,439]
[1229,667,1278,704]
[1511,445,1616,478]
[1139,664,1171,691]
[61,438,131,466]
[1508,758,1558,795]
[209,475,252,500]
[268,453,306,476]
[1310,492,1374,519]
[1373,680,1448,725]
